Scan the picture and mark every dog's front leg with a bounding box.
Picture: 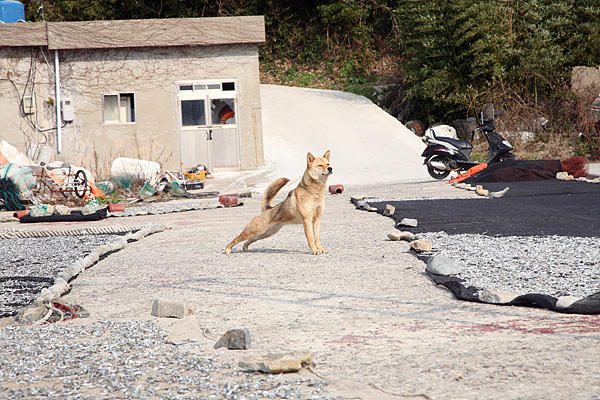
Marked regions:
[302,219,318,254]
[313,215,325,254]
[302,219,324,255]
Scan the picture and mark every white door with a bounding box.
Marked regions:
[177,81,240,171]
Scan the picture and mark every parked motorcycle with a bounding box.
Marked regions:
[421,108,517,179]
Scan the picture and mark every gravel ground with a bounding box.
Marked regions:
[0,217,342,399]
[0,234,126,318]
[0,199,220,319]
[417,232,600,298]
[0,320,338,400]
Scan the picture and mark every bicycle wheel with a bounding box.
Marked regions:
[74,170,88,198]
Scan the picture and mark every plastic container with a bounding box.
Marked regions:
[107,203,125,213]
[13,210,28,219]
[329,184,344,194]
[185,179,204,190]
[184,170,206,181]
[0,1,25,23]
[219,195,238,207]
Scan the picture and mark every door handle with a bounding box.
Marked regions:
[206,129,213,140]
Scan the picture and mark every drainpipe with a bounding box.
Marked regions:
[54,50,62,154]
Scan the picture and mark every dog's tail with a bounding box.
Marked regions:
[262,177,290,211]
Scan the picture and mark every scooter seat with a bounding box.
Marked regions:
[436,136,473,150]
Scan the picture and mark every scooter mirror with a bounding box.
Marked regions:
[481,103,495,123]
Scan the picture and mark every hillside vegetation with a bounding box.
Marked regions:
[24,0,600,160]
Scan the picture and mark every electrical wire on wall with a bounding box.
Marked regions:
[1,48,67,160]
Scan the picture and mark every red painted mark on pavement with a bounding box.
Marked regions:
[326,333,382,345]
[462,315,600,335]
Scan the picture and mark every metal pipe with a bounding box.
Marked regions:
[428,160,450,170]
[54,50,62,154]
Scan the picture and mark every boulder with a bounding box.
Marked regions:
[214,329,251,350]
[478,289,520,304]
[475,185,489,196]
[151,298,194,319]
[409,239,432,252]
[383,204,395,216]
[397,218,418,228]
[426,254,463,275]
[487,187,510,198]
[555,295,584,310]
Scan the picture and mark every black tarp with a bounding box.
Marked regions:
[355,179,600,314]
[365,180,600,237]
[19,208,108,223]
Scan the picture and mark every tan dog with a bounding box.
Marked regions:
[225,150,332,255]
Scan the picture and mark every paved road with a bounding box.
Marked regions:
[3,178,600,399]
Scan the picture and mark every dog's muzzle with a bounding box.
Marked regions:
[323,167,333,175]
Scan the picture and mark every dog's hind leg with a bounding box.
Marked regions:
[225,216,265,254]
[243,223,284,251]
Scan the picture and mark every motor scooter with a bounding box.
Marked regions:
[421,108,517,179]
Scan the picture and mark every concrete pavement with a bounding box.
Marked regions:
[2,177,597,399]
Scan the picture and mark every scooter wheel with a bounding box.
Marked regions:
[427,156,451,179]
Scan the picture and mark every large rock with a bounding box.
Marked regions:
[555,295,584,310]
[478,289,520,304]
[239,351,313,374]
[409,239,432,252]
[214,329,251,350]
[151,298,194,319]
[397,218,418,228]
[475,185,489,196]
[15,303,49,325]
[383,204,395,216]
[426,254,463,276]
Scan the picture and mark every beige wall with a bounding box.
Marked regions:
[0,44,264,179]
[0,48,54,156]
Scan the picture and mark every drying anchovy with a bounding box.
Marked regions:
[417,232,600,298]
[0,320,340,400]
[0,234,125,318]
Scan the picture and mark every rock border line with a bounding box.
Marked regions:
[35,224,169,304]
[350,196,600,315]
[0,224,159,239]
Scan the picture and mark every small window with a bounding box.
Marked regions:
[103,93,135,123]
[222,82,235,91]
[179,85,193,91]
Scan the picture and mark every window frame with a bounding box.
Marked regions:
[177,80,238,128]
[103,92,136,124]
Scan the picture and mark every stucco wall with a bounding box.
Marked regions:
[0,48,54,157]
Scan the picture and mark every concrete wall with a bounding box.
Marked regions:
[0,48,54,158]
[0,44,264,178]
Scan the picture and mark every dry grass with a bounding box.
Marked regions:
[480,82,600,162]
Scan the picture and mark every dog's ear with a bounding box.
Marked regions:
[307,152,315,164]
[323,150,330,161]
